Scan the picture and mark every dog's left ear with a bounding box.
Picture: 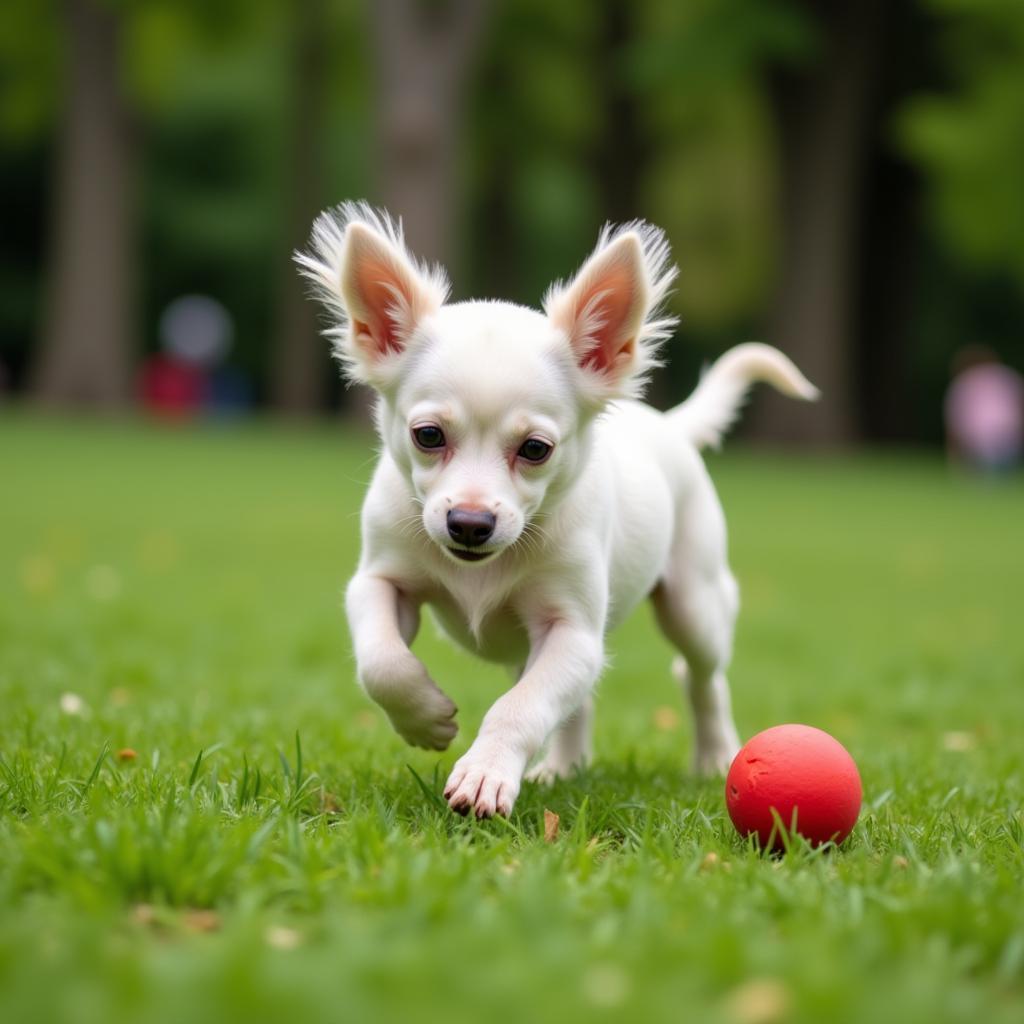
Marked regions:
[295,202,449,390]
[545,224,677,403]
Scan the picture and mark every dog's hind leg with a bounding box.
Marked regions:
[669,653,740,777]
[524,695,593,784]
[651,467,742,776]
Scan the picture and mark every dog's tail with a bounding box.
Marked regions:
[667,343,819,450]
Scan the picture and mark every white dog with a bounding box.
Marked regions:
[298,203,817,818]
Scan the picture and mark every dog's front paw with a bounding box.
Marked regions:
[364,659,459,751]
[386,686,459,751]
[443,742,524,818]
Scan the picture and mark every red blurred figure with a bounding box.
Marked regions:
[139,353,206,418]
[945,346,1023,474]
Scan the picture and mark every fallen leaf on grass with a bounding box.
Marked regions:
[725,977,791,1024]
[132,904,157,927]
[133,905,221,934]
[653,705,681,732]
[182,909,221,934]
[544,808,560,842]
[265,926,302,950]
[319,788,342,815]
[942,731,975,752]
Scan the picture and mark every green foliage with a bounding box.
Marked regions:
[1,415,1023,1022]
[2,0,1024,422]
[123,0,267,115]
[898,0,1024,285]
[628,0,815,329]
[465,0,605,300]
[464,0,815,330]
[624,0,816,90]
[642,84,777,328]
[0,0,59,144]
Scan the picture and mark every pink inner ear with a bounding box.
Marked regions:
[353,257,408,357]
[577,264,637,373]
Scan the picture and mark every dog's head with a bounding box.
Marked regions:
[298,203,676,566]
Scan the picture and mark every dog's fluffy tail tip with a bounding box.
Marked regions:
[672,342,819,449]
[729,342,820,402]
[775,359,821,403]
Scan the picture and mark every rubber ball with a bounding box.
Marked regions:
[725,724,862,850]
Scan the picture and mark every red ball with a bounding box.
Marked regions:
[725,724,862,850]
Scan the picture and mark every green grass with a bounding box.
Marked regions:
[2,412,1023,1024]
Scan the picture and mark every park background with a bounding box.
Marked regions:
[2,0,1024,439]
[2,3,1024,1024]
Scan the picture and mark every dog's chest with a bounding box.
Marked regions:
[422,585,529,666]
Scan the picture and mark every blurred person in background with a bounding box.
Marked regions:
[139,294,247,419]
[944,346,1023,475]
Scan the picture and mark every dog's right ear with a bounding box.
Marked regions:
[295,203,449,390]
[544,221,678,405]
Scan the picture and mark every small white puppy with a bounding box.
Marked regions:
[298,203,817,818]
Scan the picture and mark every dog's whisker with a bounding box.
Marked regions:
[394,514,427,540]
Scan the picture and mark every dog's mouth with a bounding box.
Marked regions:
[446,546,497,563]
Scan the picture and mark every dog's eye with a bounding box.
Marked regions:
[518,438,552,464]
[412,425,446,451]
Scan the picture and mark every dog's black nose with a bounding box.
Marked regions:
[447,508,496,547]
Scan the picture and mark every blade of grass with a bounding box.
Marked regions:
[406,763,446,812]
[82,742,109,794]
[188,749,204,789]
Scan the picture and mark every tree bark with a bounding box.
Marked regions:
[752,0,884,445]
[369,0,492,269]
[271,0,331,414]
[33,0,136,408]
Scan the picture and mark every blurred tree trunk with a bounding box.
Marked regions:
[857,121,920,445]
[271,0,331,414]
[596,1,646,226]
[857,1,935,442]
[370,0,492,268]
[752,0,884,445]
[34,0,135,408]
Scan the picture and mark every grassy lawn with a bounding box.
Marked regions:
[2,412,1023,1024]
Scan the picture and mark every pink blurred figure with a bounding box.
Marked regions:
[944,346,1023,473]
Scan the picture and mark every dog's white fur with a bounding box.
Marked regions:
[298,201,818,818]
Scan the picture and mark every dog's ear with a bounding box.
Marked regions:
[545,224,677,403]
[296,203,449,389]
